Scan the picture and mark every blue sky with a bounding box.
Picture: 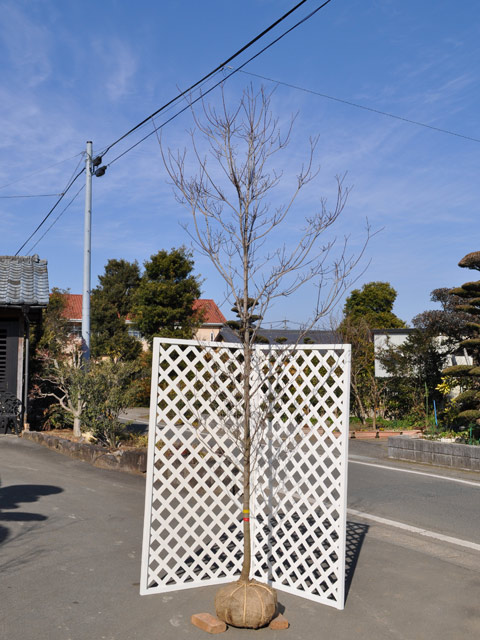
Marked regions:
[1,0,479,328]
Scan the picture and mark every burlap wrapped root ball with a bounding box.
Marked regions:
[215,580,277,629]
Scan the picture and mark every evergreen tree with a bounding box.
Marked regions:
[442,251,480,425]
[91,259,141,361]
[339,282,405,424]
[132,247,202,343]
[412,287,471,343]
[342,281,406,328]
[378,328,448,422]
[227,298,269,343]
[37,288,72,357]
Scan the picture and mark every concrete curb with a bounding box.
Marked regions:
[350,429,422,440]
[388,435,480,471]
[22,431,147,475]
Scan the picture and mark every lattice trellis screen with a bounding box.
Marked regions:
[141,338,351,609]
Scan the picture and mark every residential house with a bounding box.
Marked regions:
[59,293,226,343]
[192,299,227,341]
[60,293,83,338]
[0,255,49,427]
[373,328,472,378]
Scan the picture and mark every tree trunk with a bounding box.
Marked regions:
[73,415,81,437]
[351,379,367,424]
[239,341,252,582]
[239,244,252,583]
[73,399,82,437]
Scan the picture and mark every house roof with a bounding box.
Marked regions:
[371,328,415,335]
[217,327,342,345]
[60,293,83,320]
[193,299,226,325]
[58,294,226,325]
[0,254,49,306]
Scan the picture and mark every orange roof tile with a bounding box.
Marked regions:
[193,299,226,325]
[56,293,83,320]
[57,294,226,325]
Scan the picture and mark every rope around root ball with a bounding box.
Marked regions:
[215,580,277,629]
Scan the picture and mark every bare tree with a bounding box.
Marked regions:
[161,85,369,622]
[33,344,85,436]
[32,289,85,437]
[338,315,386,427]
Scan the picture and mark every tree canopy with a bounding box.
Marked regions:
[94,258,140,317]
[378,328,448,420]
[442,251,480,426]
[37,287,72,357]
[33,288,86,435]
[343,281,405,328]
[412,287,472,341]
[132,247,202,343]
[338,281,405,424]
[91,259,141,361]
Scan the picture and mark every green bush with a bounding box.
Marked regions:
[81,360,140,448]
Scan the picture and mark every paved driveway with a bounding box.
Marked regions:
[1,435,479,640]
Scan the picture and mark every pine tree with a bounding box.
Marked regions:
[91,259,141,360]
[132,247,202,343]
[442,251,480,424]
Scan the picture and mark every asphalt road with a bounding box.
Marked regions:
[348,439,480,543]
[1,435,479,640]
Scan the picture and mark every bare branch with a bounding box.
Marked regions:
[161,84,370,582]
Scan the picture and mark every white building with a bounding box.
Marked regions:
[373,328,472,378]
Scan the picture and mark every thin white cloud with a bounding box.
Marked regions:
[422,73,475,105]
[0,3,51,86]
[92,38,137,101]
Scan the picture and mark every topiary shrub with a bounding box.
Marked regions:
[442,251,480,425]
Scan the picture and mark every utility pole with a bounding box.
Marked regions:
[82,141,93,361]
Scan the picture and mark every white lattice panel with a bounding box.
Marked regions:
[141,338,350,609]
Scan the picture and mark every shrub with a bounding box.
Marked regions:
[81,360,140,448]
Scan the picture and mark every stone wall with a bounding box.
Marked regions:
[22,431,147,475]
[388,435,480,471]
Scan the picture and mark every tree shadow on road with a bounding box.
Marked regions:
[345,520,369,602]
[0,482,64,547]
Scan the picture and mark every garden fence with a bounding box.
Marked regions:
[140,338,351,609]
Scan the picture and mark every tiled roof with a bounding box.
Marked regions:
[193,299,226,325]
[0,254,49,306]
[60,293,83,320]
[217,327,341,345]
[256,329,342,344]
[59,294,226,325]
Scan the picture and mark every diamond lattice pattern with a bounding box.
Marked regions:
[140,338,350,609]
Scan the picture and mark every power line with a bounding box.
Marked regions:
[26,183,85,254]
[64,151,86,190]
[12,152,86,254]
[107,0,335,167]
[105,69,227,164]
[15,167,85,256]
[0,151,84,191]
[236,69,480,144]
[101,0,332,158]
[0,193,63,199]
[14,1,334,253]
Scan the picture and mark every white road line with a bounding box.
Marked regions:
[349,458,480,487]
[347,508,480,552]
